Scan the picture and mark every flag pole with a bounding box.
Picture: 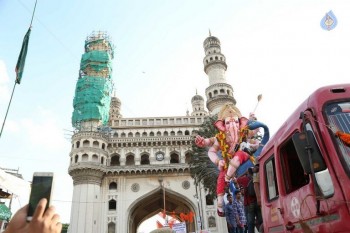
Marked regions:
[0,83,17,138]
[0,0,37,138]
[29,0,38,27]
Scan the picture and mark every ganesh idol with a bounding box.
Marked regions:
[195,103,270,216]
[195,103,249,216]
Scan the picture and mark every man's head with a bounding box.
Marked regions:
[227,193,233,203]
[235,190,242,200]
[248,165,259,175]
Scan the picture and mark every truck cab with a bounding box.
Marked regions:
[259,84,350,232]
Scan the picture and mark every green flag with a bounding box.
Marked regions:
[15,27,31,84]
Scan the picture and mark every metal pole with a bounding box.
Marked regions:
[0,82,17,138]
[163,182,167,224]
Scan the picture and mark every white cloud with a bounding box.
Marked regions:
[19,107,68,150]
[0,60,10,104]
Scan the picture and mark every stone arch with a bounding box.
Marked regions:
[126,154,135,165]
[108,222,116,233]
[92,154,98,162]
[110,154,120,166]
[140,153,150,165]
[93,140,99,148]
[83,140,89,147]
[82,153,88,161]
[170,152,180,164]
[127,187,197,233]
[185,152,191,163]
[109,182,117,190]
[208,215,216,228]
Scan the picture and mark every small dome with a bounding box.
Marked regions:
[191,94,204,102]
[203,36,221,48]
[111,96,121,104]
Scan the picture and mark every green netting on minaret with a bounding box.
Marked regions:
[72,76,112,126]
[80,51,112,73]
[71,32,115,130]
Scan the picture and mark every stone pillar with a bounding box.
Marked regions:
[68,168,104,233]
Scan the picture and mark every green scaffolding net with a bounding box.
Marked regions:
[72,76,112,127]
[71,32,115,130]
[80,50,112,73]
[85,39,114,58]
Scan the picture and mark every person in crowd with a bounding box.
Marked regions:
[233,190,247,233]
[224,193,237,233]
[4,198,62,233]
[239,186,248,233]
[237,168,262,233]
[252,161,263,232]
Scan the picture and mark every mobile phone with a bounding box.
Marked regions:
[27,172,54,221]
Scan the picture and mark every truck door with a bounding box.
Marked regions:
[278,136,313,232]
[262,155,285,233]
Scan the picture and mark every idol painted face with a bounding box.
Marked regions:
[224,116,239,132]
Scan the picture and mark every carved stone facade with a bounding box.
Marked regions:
[68,33,237,233]
[68,116,230,232]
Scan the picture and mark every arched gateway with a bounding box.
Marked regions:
[128,183,196,233]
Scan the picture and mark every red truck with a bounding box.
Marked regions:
[258,84,350,232]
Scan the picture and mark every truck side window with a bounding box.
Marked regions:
[265,156,278,201]
[325,101,350,175]
[280,138,310,193]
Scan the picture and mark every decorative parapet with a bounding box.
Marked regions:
[72,131,109,141]
[111,116,204,129]
[109,135,193,143]
[69,162,190,177]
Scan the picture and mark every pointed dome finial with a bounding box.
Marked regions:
[209,29,211,37]
[196,89,198,95]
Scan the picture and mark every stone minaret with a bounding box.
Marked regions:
[203,31,236,115]
[191,91,208,116]
[109,94,122,126]
[68,31,114,233]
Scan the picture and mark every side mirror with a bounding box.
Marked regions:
[292,131,327,174]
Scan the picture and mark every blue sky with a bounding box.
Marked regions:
[1,0,350,228]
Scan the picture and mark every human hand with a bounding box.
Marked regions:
[4,204,29,233]
[195,135,206,147]
[28,198,62,233]
[5,198,62,233]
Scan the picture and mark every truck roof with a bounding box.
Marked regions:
[259,83,350,161]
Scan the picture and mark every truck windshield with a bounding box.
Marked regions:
[325,101,350,174]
